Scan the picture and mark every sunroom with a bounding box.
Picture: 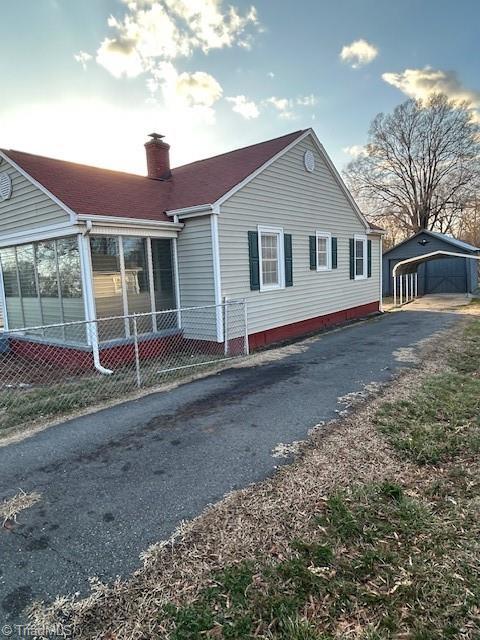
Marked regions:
[0,231,179,351]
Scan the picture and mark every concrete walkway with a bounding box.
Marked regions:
[0,309,462,623]
[407,294,472,310]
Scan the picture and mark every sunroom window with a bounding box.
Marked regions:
[89,235,176,340]
[0,237,84,337]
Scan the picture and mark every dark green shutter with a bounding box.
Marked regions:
[331,237,338,269]
[367,239,372,277]
[284,234,293,287]
[248,231,260,290]
[309,236,316,270]
[349,238,355,279]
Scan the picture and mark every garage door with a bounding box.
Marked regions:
[424,257,467,293]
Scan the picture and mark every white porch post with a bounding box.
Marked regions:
[0,256,9,331]
[172,237,182,329]
[393,275,397,307]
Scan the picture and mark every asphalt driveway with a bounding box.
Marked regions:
[0,309,462,623]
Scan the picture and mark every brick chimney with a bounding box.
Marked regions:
[145,133,171,180]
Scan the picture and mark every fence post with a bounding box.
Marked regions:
[224,301,229,356]
[132,314,141,388]
[243,299,249,355]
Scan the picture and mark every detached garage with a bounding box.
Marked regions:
[383,230,479,297]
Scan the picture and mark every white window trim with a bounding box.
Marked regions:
[258,225,285,292]
[315,231,332,272]
[354,233,368,280]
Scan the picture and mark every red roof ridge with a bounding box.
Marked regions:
[1,129,308,180]
[1,148,147,180]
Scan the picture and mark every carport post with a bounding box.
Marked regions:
[399,275,403,305]
[393,276,397,307]
[410,274,414,300]
[415,273,418,298]
[406,273,409,302]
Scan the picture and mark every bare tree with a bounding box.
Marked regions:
[345,94,480,235]
[455,197,480,247]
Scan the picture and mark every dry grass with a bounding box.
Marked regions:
[29,313,480,639]
[1,489,41,526]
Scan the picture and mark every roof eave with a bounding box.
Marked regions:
[77,213,183,230]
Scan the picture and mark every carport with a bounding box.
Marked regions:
[393,250,480,307]
[383,230,479,297]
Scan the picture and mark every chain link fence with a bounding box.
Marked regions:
[0,301,248,433]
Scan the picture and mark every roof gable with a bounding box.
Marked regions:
[0,130,307,222]
[384,230,479,256]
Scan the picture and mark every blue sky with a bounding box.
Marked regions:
[1,0,479,174]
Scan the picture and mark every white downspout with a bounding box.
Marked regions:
[211,204,224,343]
[79,222,113,375]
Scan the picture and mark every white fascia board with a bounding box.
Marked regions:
[367,228,386,236]
[0,223,81,248]
[214,130,312,207]
[165,204,213,218]
[76,213,183,231]
[0,150,78,225]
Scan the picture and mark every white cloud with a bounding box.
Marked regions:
[96,0,259,78]
[265,96,296,120]
[226,95,259,119]
[96,37,144,78]
[382,67,480,109]
[91,0,259,122]
[340,39,378,68]
[297,94,318,107]
[74,51,92,70]
[267,96,289,111]
[267,71,275,78]
[176,71,223,107]
[148,62,222,122]
[343,144,366,158]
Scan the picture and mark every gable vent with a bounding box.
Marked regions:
[304,150,315,172]
[0,172,12,201]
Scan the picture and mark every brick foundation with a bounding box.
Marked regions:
[7,301,380,369]
[248,301,380,350]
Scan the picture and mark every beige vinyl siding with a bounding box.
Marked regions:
[0,157,70,237]
[219,135,380,335]
[176,215,217,340]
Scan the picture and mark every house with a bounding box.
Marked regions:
[0,128,383,367]
[383,230,479,297]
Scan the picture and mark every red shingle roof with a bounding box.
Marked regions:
[1,130,306,222]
